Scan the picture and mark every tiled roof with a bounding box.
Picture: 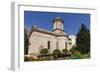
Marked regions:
[30,26,68,37]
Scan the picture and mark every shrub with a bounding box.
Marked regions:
[53,49,61,55]
[52,49,61,59]
[81,52,90,59]
[62,49,68,55]
[70,47,77,54]
[24,56,29,61]
[70,49,82,59]
[71,55,81,59]
[24,56,35,61]
[40,48,48,55]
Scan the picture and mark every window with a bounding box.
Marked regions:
[56,42,58,49]
[65,42,67,49]
[48,41,50,49]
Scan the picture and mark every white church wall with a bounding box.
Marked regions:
[57,36,70,51]
[28,30,73,56]
[28,31,57,55]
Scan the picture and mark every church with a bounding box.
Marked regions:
[28,17,76,56]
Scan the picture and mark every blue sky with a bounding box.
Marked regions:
[24,11,90,35]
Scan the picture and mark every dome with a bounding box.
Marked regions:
[53,17,64,24]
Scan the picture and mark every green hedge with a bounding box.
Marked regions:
[62,49,68,55]
[24,56,35,61]
[40,48,48,55]
[52,49,61,59]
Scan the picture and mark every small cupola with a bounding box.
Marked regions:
[53,17,64,33]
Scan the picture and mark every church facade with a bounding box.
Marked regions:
[28,17,76,56]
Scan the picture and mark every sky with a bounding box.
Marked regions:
[24,11,90,35]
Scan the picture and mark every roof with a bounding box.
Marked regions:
[29,26,68,37]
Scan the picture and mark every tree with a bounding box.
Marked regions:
[24,27,29,55]
[76,24,90,54]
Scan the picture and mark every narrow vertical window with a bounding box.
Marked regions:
[56,42,58,49]
[48,41,50,49]
[65,42,67,49]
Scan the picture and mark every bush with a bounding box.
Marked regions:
[69,47,90,59]
[53,49,61,55]
[24,56,35,61]
[70,47,78,54]
[52,49,61,59]
[71,54,81,59]
[62,49,68,55]
[81,52,90,59]
[40,48,49,55]
[70,49,82,59]
[24,56,29,61]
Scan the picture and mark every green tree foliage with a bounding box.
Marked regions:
[62,49,68,55]
[76,24,90,54]
[53,49,61,55]
[40,48,48,55]
[70,47,76,54]
[70,47,82,59]
[53,49,61,59]
[24,28,29,55]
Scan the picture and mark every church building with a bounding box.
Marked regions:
[28,17,76,56]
